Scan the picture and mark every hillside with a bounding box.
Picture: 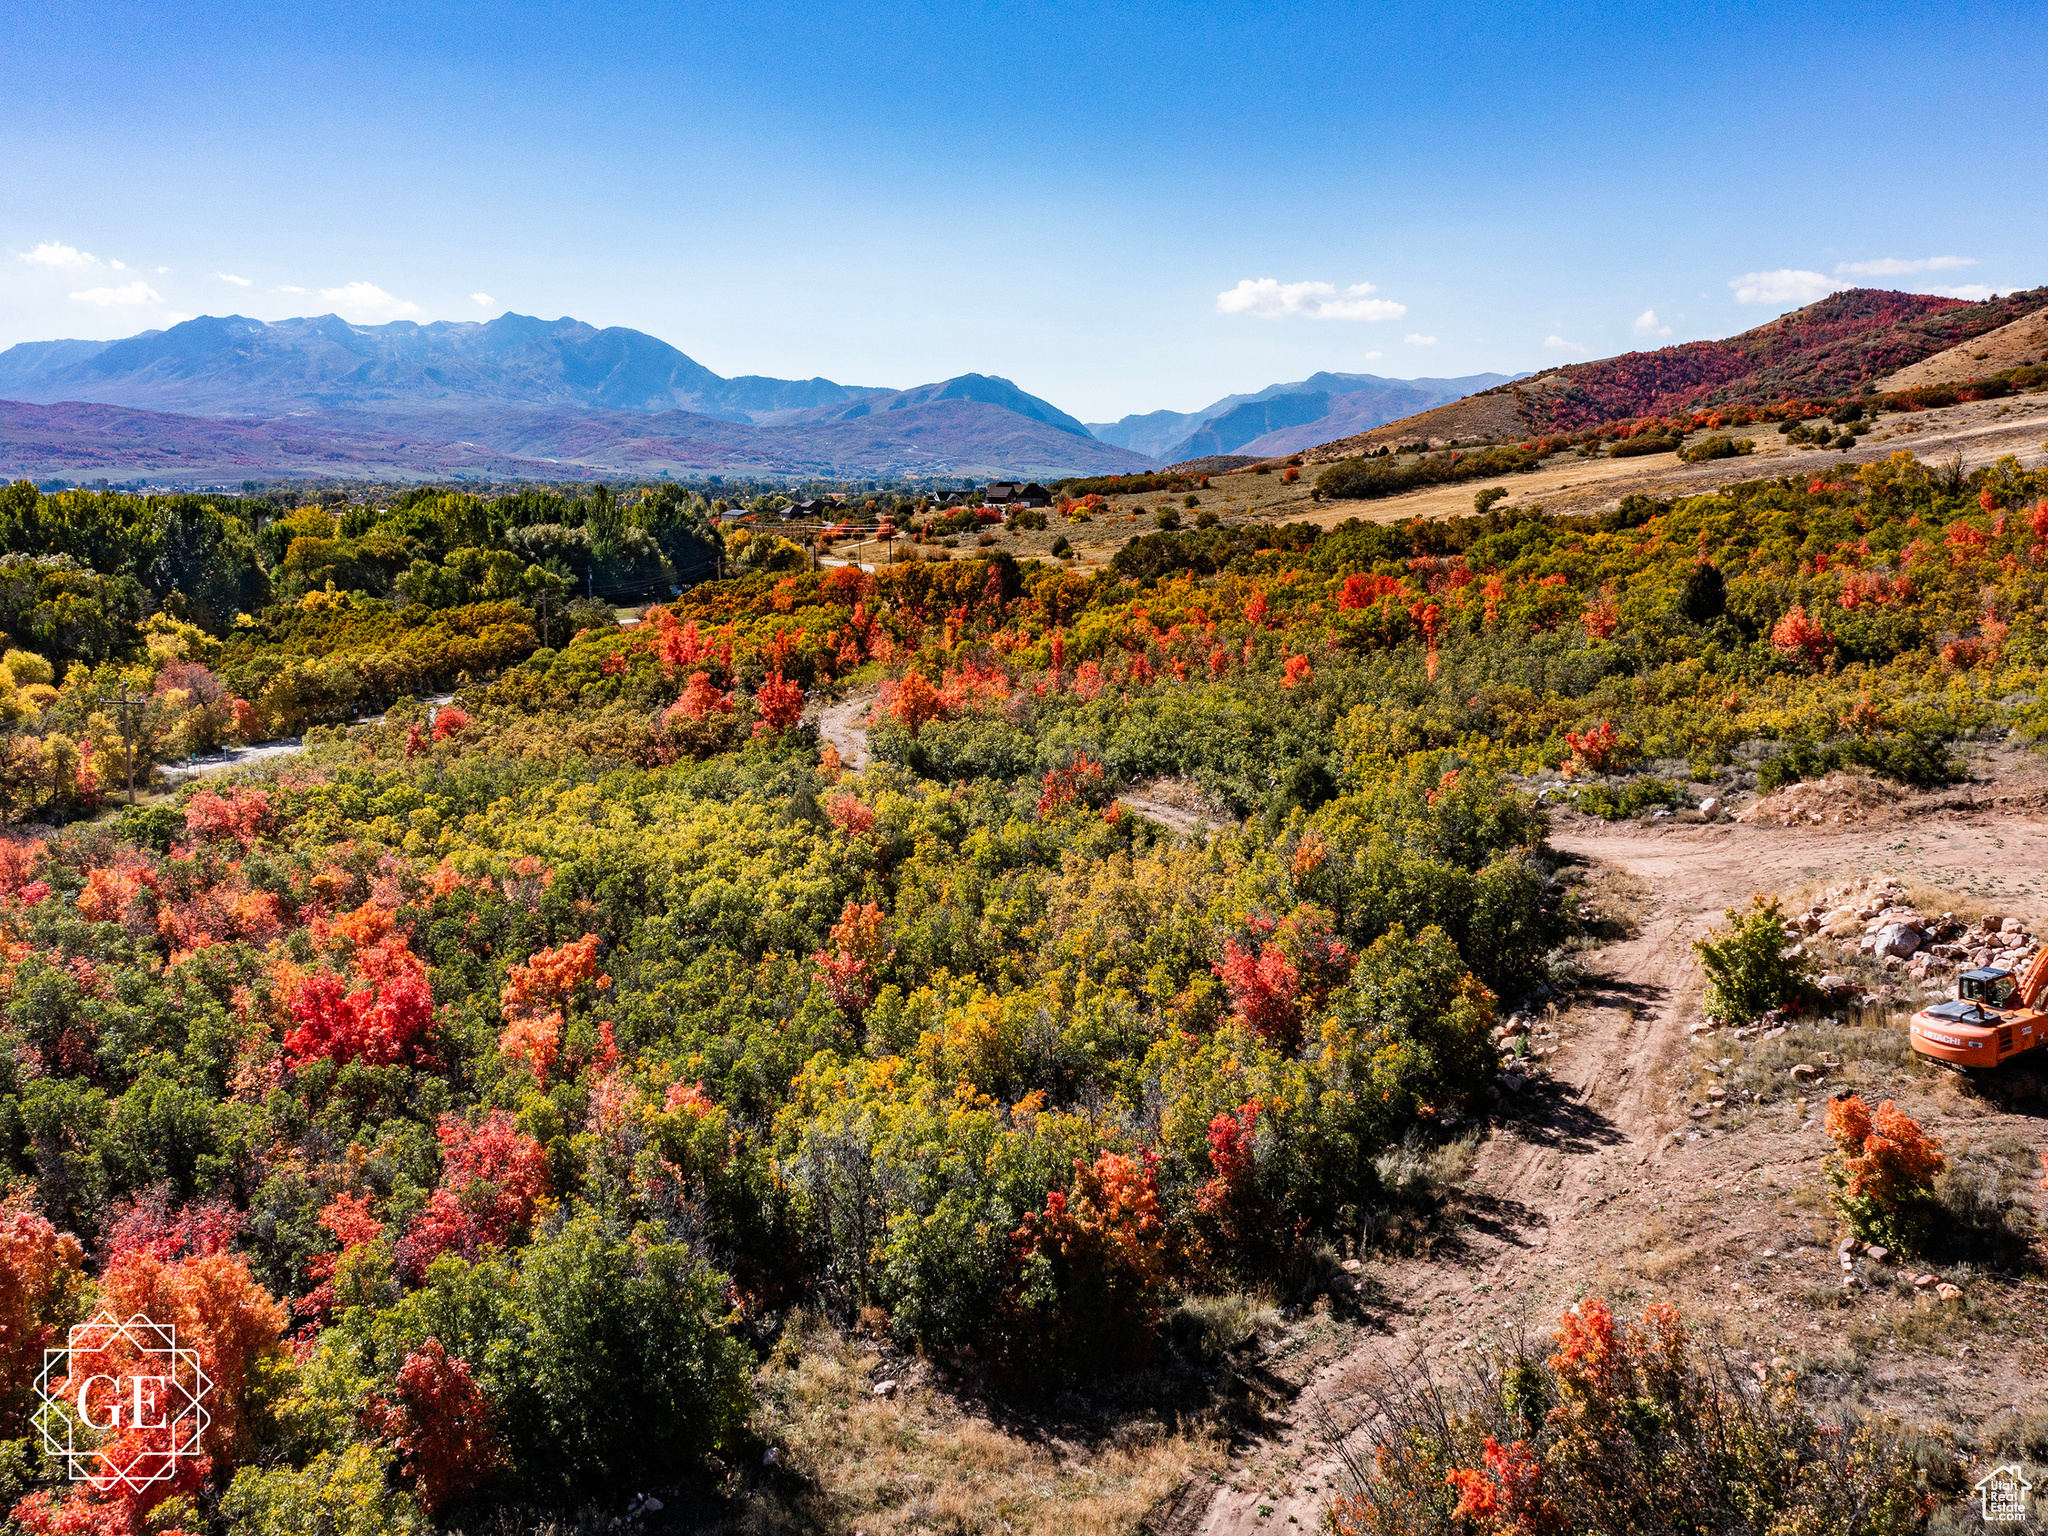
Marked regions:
[1878,303,2048,389]
[1510,285,2048,432]
[0,312,891,422]
[0,444,2046,1533]
[1293,287,2048,461]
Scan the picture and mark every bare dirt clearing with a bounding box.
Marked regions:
[1184,777,2048,1535]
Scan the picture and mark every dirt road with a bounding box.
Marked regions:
[1187,796,2048,1535]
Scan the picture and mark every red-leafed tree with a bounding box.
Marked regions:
[0,1197,85,1435]
[397,1112,549,1280]
[281,926,436,1069]
[364,1336,507,1513]
[1215,939,1302,1049]
[1769,604,1832,670]
[752,670,805,737]
[184,787,271,847]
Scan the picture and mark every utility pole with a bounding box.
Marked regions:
[115,677,138,804]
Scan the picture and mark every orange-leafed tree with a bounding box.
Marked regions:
[812,899,891,1017]
[496,933,608,1086]
[1007,1151,1166,1380]
[752,670,805,737]
[888,671,947,735]
[1825,1094,1945,1253]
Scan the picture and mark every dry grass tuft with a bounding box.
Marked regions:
[709,1323,1225,1535]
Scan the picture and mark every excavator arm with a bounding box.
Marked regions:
[2022,948,2048,1009]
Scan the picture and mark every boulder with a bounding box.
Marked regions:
[1872,923,1920,959]
[1865,1246,1889,1263]
[873,1379,897,1398]
[1817,974,1854,996]
[1936,1282,1963,1301]
[1791,1063,1820,1082]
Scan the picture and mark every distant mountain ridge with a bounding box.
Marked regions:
[1088,371,1523,462]
[0,313,1162,480]
[0,312,892,424]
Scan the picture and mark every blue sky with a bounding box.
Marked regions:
[3,0,2043,420]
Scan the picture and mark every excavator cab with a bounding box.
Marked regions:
[1910,952,2048,1068]
[1959,968,2018,1008]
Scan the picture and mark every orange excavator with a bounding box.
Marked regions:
[1908,949,2048,1068]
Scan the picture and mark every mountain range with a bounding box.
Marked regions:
[0,313,1521,483]
[1087,370,1522,462]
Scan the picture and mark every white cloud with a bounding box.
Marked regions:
[318,281,421,321]
[1834,255,1975,277]
[1404,333,1436,346]
[109,259,127,271]
[156,266,170,274]
[1935,284,1996,301]
[1362,350,1382,361]
[278,285,307,294]
[1215,278,1406,322]
[1544,335,1591,356]
[18,241,101,269]
[1633,309,1672,337]
[470,292,495,307]
[1729,269,1845,305]
[164,313,192,324]
[215,272,252,287]
[69,281,162,306]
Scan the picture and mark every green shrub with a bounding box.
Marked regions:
[1155,508,1182,530]
[1570,775,1688,820]
[223,1445,428,1536]
[364,1215,753,1510]
[1677,434,1754,463]
[1608,434,1681,458]
[1755,734,1959,791]
[1694,896,1809,1026]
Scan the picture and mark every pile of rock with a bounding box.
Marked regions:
[1735,771,1898,827]
[1787,876,2039,984]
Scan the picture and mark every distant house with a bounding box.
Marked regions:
[983,481,1023,506]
